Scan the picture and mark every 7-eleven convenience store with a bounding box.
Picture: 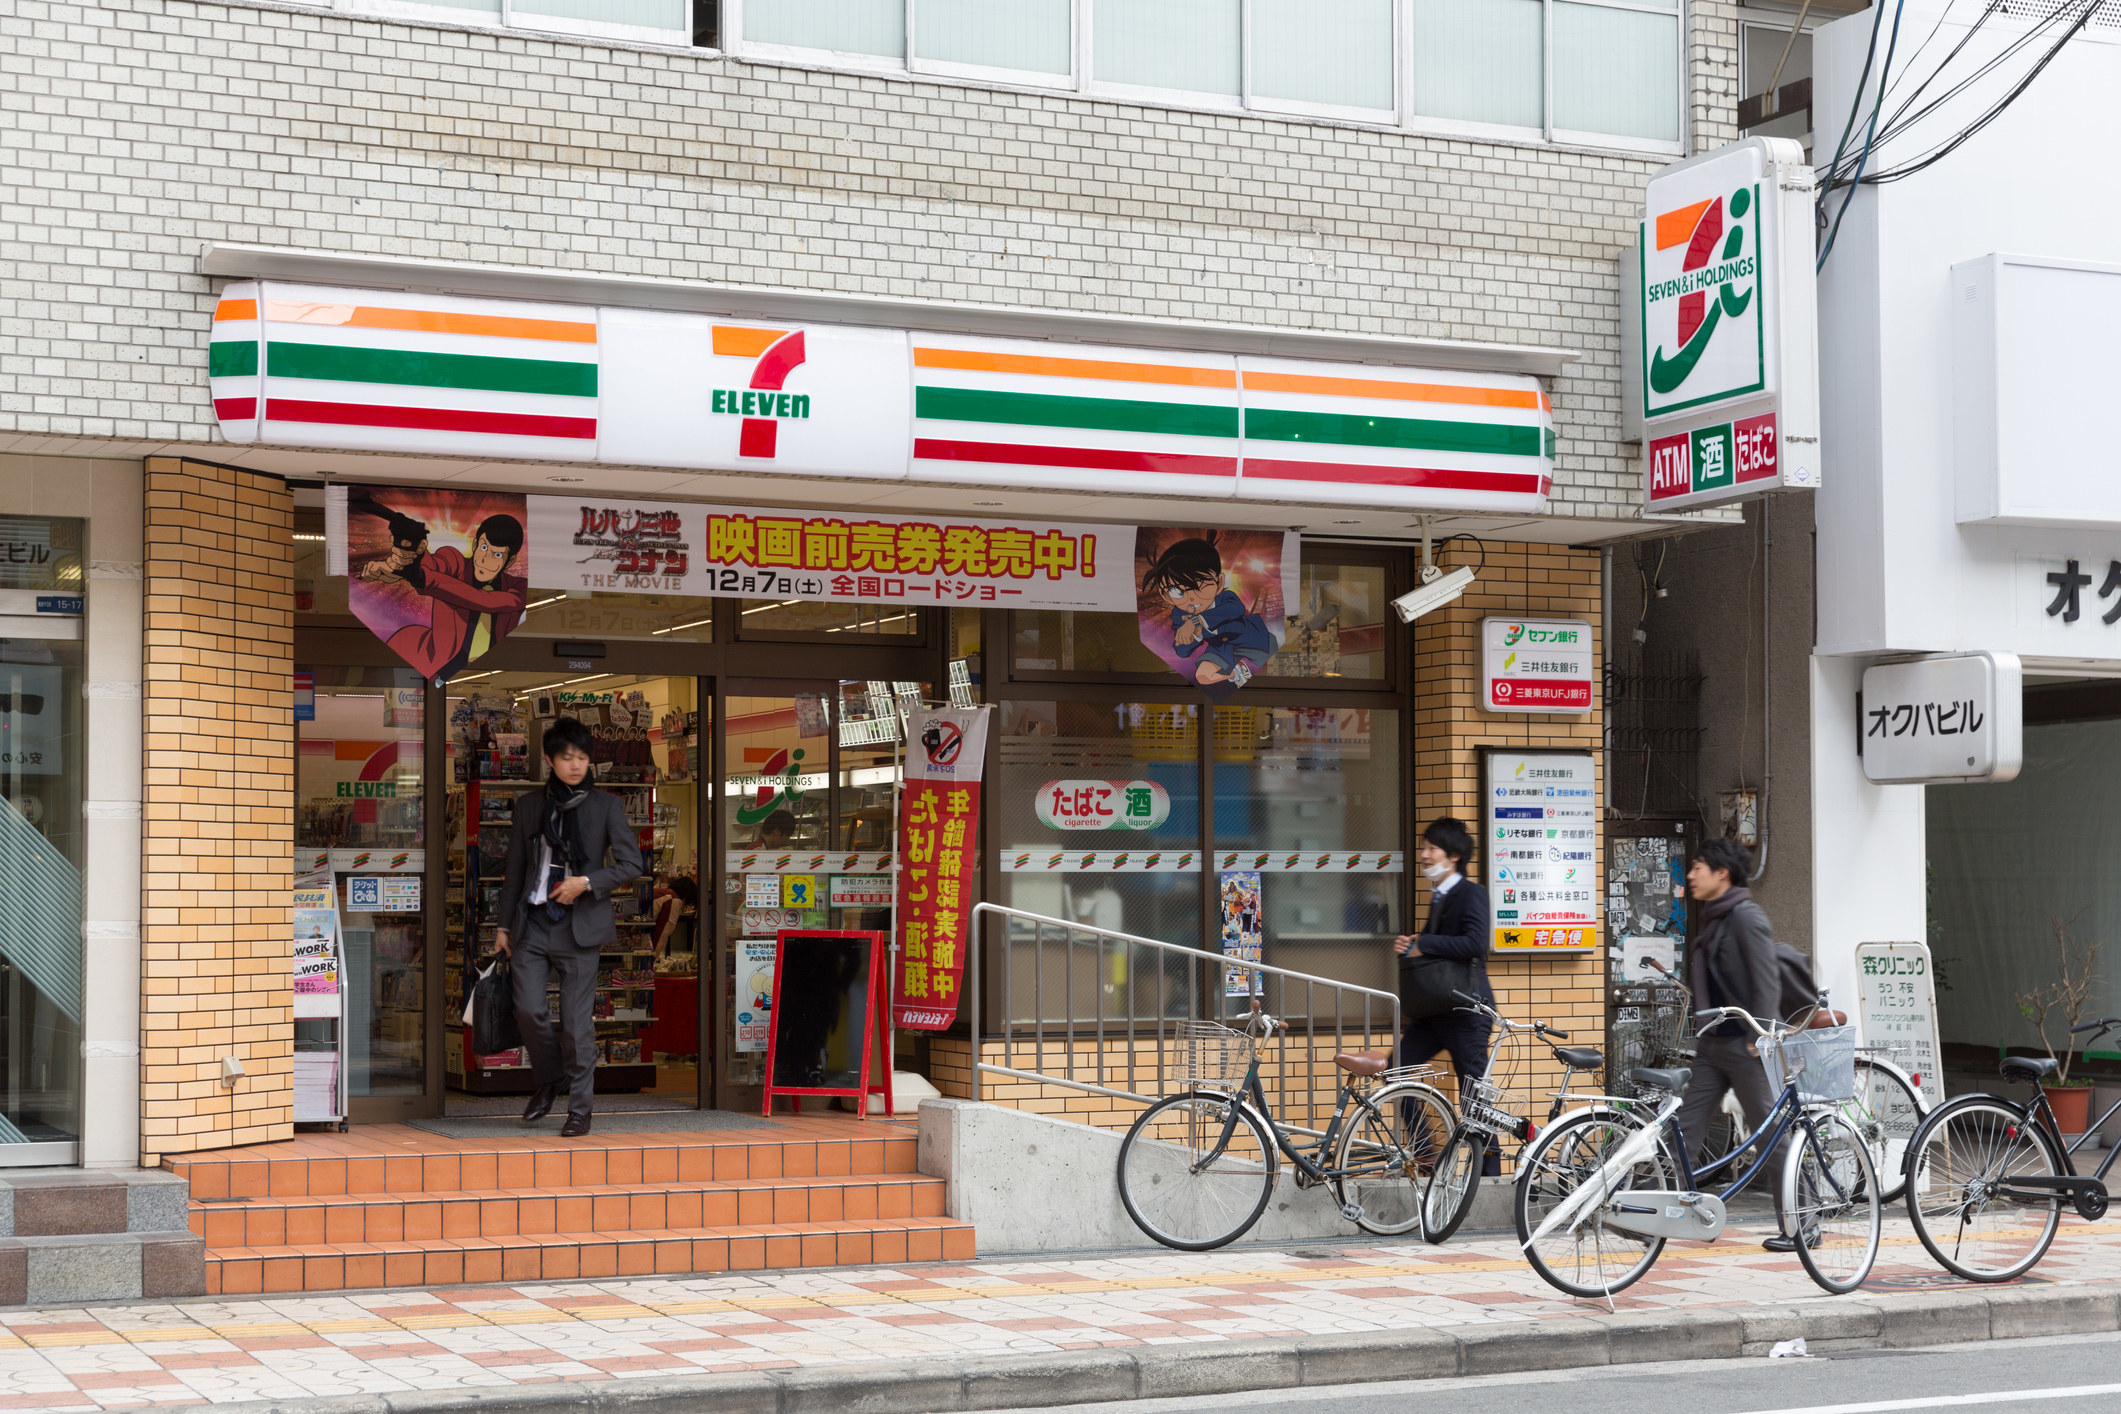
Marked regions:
[2,253,1612,1297]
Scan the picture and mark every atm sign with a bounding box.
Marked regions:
[1649,413,1779,504]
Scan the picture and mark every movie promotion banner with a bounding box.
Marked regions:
[893,705,992,1031]
[326,486,529,684]
[1136,528,1300,700]
[528,492,1137,611]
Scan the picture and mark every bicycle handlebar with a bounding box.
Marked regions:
[2071,1017,2121,1035]
[1451,989,1566,1039]
[1694,1005,1774,1039]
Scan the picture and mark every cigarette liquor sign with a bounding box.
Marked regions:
[1485,750,1599,955]
[1636,137,1820,511]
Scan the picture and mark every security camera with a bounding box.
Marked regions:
[1390,565,1475,624]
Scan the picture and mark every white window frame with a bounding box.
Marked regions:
[335,0,691,49]
[714,0,1690,157]
[907,0,1078,90]
[1545,0,1689,155]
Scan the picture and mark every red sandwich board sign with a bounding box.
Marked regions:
[759,929,893,1119]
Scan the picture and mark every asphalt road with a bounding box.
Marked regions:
[1012,1330,2121,1414]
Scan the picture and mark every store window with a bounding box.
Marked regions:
[994,700,1203,1020]
[1013,556,1393,685]
[1211,706,1401,993]
[515,592,713,643]
[739,598,921,639]
[296,667,428,1101]
[0,628,85,1161]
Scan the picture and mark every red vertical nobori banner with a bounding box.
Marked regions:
[893,705,992,1030]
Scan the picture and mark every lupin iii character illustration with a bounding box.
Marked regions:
[354,495,528,684]
[1140,531,1278,687]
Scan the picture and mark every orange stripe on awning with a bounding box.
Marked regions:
[262,302,597,344]
[914,345,1238,390]
[714,327,790,358]
[214,299,258,322]
[1241,369,1543,411]
[1655,199,1713,251]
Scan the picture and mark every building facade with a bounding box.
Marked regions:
[0,0,1753,1172]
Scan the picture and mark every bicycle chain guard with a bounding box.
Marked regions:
[1595,1190,1726,1241]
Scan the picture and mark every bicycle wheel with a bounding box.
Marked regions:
[1514,1109,1677,1299]
[1904,1094,2064,1281]
[1783,1110,1881,1294]
[1334,1080,1454,1238]
[1849,1057,1925,1205]
[1118,1091,1277,1251]
[1421,1126,1487,1244]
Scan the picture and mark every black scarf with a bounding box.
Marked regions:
[539,771,594,920]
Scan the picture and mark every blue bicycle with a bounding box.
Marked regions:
[1513,1000,1882,1298]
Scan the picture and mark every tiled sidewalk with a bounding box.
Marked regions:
[5,1216,2118,1410]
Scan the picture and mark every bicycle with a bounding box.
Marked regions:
[1636,958,1929,1203]
[1116,1005,1460,1250]
[1900,1016,2120,1282]
[1513,1000,1882,1299]
[1419,990,1615,1243]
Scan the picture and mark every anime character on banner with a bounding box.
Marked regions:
[345,488,529,684]
[1135,528,1296,700]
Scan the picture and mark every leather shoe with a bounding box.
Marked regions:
[560,1112,593,1138]
[522,1084,558,1124]
[1762,1230,1821,1252]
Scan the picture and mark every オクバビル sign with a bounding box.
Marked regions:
[1860,651,2023,785]
[1634,137,1819,512]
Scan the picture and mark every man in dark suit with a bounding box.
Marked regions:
[495,717,644,1137]
[1393,817,1498,1172]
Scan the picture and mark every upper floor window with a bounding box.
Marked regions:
[719,0,1683,151]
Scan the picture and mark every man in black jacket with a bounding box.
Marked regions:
[495,717,644,1137]
[1394,818,1499,1172]
[1677,836,1801,1250]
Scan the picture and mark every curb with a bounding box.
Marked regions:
[159,1283,2121,1414]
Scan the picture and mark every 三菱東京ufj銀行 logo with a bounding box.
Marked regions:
[1643,183,1763,411]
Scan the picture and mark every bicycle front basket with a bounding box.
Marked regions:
[1761,1023,1857,1104]
[1175,1020,1258,1094]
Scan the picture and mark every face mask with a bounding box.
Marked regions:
[1422,862,1452,883]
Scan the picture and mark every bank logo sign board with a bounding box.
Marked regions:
[1635,137,1820,512]
[1481,617,1594,714]
[210,282,1556,515]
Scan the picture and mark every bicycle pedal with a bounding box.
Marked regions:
[1339,1202,1364,1222]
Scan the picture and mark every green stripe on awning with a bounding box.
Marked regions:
[209,341,259,378]
[1246,408,1543,458]
[917,387,1239,440]
[267,342,598,399]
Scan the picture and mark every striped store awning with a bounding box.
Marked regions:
[207,281,1553,513]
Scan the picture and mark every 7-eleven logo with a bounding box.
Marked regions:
[1641,175,1763,415]
[710,326,812,458]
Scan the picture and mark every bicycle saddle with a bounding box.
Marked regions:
[1333,1051,1392,1077]
[2000,1055,2059,1083]
[1552,1046,1605,1071]
[1628,1067,1691,1093]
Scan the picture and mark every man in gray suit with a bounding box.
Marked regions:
[495,717,644,1136]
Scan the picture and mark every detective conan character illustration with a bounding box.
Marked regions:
[353,494,529,684]
[1138,531,1278,688]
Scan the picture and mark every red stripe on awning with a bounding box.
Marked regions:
[267,400,597,440]
[913,438,1237,478]
[1241,459,1544,494]
[214,398,258,420]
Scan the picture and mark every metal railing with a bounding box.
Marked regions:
[966,902,1401,1138]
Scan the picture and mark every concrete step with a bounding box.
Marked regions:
[0,1168,191,1237]
[0,1230,206,1305]
[202,1215,976,1294]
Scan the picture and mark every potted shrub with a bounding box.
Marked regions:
[2015,916,2103,1142]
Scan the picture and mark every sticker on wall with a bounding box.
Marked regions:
[1135,527,1300,700]
[332,485,529,685]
